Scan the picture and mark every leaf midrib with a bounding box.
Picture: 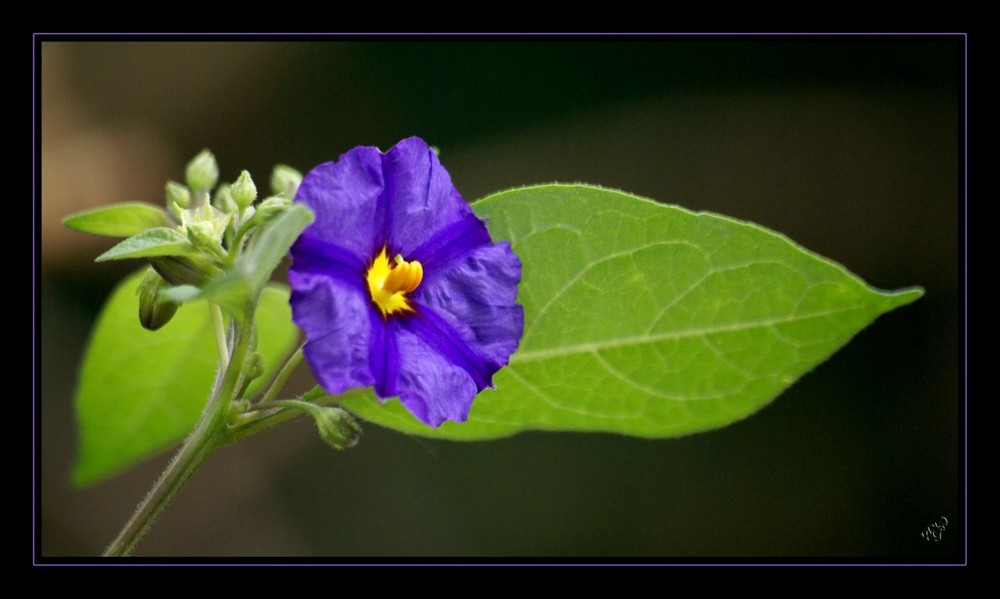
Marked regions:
[509,303,867,364]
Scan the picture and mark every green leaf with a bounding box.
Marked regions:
[63,202,173,237]
[158,284,202,303]
[95,227,198,262]
[73,272,300,486]
[202,204,314,319]
[341,184,922,440]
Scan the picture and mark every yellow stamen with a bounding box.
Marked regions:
[383,256,423,294]
[366,247,423,317]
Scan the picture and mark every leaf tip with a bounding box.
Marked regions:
[61,214,81,230]
[886,285,925,307]
[867,285,924,317]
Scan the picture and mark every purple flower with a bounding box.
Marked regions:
[288,137,524,427]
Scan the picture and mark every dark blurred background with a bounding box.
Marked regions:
[40,38,960,559]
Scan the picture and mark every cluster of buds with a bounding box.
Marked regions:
[138,150,302,330]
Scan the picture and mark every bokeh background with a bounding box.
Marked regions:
[40,38,961,559]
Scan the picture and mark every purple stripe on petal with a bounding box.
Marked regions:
[290,236,366,291]
[383,137,474,255]
[368,308,400,398]
[412,242,524,367]
[407,215,492,279]
[401,304,498,391]
[394,327,478,427]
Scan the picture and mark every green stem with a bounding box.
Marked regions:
[210,304,229,372]
[254,346,303,406]
[225,222,253,265]
[103,309,253,557]
[255,397,322,415]
[220,386,346,447]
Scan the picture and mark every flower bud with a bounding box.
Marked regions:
[231,170,257,212]
[270,165,303,198]
[152,255,224,287]
[186,220,222,253]
[228,398,251,424]
[185,149,219,192]
[179,203,232,253]
[165,180,191,209]
[137,269,180,331]
[168,200,184,221]
[247,196,290,228]
[246,352,265,381]
[311,407,362,450]
[212,183,238,214]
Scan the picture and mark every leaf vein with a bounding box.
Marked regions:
[521,240,704,344]
[512,304,867,363]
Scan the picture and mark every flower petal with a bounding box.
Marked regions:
[400,306,497,391]
[407,214,493,277]
[290,236,367,289]
[368,309,400,398]
[383,137,476,255]
[289,270,373,395]
[394,325,479,427]
[294,146,386,260]
[412,242,524,370]
[289,137,524,429]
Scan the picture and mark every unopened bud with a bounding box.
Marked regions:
[168,200,184,221]
[270,165,303,198]
[186,221,221,252]
[231,170,257,211]
[247,196,290,228]
[246,352,265,381]
[212,183,238,214]
[228,398,250,423]
[152,255,224,287]
[312,407,362,450]
[165,180,191,209]
[137,269,180,331]
[185,149,219,192]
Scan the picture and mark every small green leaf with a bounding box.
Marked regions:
[201,277,254,323]
[241,204,314,295]
[341,184,922,440]
[63,202,173,237]
[158,284,202,303]
[95,227,198,262]
[203,204,314,318]
[73,272,300,486]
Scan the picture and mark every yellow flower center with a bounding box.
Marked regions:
[366,246,423,317]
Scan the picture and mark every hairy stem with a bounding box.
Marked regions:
[254,346,304,406]
[220,386,352,447]
[225,221,254,265]
[103,305,252,557]
[210,304,229,372]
